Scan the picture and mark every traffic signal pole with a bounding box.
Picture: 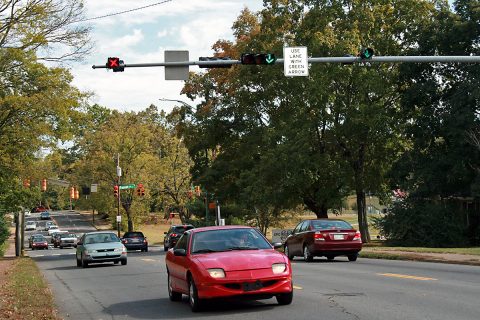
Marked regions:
[93,55,480,70]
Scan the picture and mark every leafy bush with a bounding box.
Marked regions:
[0,214,10,248]
[373,199,468,247]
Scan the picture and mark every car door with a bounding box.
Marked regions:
[168,233,190,293]
[287,221,306,255]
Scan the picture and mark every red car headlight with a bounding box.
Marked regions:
[272,263,287,274]
[207,268,226,278]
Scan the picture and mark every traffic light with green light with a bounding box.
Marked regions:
[359,48,374,59]
[241,53,276,65]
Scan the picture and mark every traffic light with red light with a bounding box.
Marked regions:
[136,183,145,196]
[113,185,119,198]
[41,179,47,192]
[106,57,125,72]
[241,53,276,65]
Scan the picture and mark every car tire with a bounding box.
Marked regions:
[76,254,81,267]
[144,246,148,252]
[81,256,88,268]
[59,245,63,249]
[276,291,293,305]
[121,259,127,266]
[326,255,335,261]
[303,245,313,262]
[348,254,358,262]
[189,276,202,312]
[168,272,182,301]
[114,260,119,264]
[284,245,294,261]
[164,245,168,252]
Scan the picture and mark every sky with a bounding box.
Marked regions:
[72,0,264,113]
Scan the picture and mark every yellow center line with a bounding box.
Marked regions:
[378,273,438,281]
[141,258,156,262]
[293,285,303,290]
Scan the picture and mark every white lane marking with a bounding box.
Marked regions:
[293,285,303,290]
[141,258,156,262]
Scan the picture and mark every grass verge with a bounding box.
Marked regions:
[0,257,60,320]
[363,246,480,256]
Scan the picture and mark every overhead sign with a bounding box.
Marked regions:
[165,50,189,80]
[284,47,308,77]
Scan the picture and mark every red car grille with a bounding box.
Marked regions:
[222,280,278,291]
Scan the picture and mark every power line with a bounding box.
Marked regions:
[72,0,173,24]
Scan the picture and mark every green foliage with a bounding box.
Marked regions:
[0,213,10,249]
[373,199,468,247]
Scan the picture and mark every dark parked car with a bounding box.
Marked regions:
[164,224,195,251]
[283,219,362,262]
[40,211,51,220]
[30,235,49,250]
[121,231,148,252]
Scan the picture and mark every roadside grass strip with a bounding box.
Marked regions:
[0,257,60,319]
[377,273,438,281]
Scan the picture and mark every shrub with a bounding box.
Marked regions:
[373,198,468,247]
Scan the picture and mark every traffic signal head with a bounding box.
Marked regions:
[74,188,79,200]
[41,179,47,192]
[23,179,30,188]
[113,185,119,198]
[106,57,125,72]
[199,56,233,68]
[70,186,75,199]
[359,48,374,59]
[195,185,201,197]
[241,53,276,65]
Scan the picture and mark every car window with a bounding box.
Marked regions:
[124,232,144,238]
[300,221,311,232]
[84,233,119,244]
[61,233,76,238]
[292,222,303,234]
[175,234,188,250]
[173,225,194,233]
[311,220,353,230]
[191,228,271,253]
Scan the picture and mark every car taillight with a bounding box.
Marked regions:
[122,239,127,243]
[143,239,147,243]
[353,231,361,241]
[314,232,325,241]
[170,233,177,238]
[43,242,48,245]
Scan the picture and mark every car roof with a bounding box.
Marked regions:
[188,225,253,234]
[83,231,117,235]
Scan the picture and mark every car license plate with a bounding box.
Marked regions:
[333,234,345,240]
[132,239,140,243]
[242,280,263,292]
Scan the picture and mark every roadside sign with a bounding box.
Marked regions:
[283,47,308,77]
[272,229,293,243]
[119,184,136,190]
[91,184,98,193]
[116,215,122,222]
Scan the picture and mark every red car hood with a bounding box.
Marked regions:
[194,249,286,271]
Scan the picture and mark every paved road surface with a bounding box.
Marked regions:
[25,211,480,320]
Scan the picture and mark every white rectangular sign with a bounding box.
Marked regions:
[272,229,293,243]
[284,47,308,77]
[91,184,98,193]
[116,215,122,222]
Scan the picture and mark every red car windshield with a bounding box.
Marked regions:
[191,228,271,253]
[311,220,353,230]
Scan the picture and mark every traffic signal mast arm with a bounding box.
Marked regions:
[93,55,480,70]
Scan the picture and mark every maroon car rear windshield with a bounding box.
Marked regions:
[311,220,353,230]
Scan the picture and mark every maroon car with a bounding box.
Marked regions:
[31,235,49,250]
[284,219,362,262]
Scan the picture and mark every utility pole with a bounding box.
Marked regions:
[116,153,122,238]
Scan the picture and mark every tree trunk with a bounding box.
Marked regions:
[303,197,329,218]
[356,190,370,243]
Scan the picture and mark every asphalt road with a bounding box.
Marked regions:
[25,211,480,320]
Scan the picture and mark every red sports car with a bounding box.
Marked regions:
[165,225,293,312]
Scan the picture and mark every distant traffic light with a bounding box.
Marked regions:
[23,179,30,188]
[70,186,75,199]
[113,185,119,198]
[41,179,47,192]
[199,56,233,68]
[359,48,374,59]
[195,185,201,197]
[241,53,276,65]
[136,183,145,196]
[106,57,125,72]
[74,187,79,200]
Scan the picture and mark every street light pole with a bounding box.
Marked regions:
[116,153,122,238]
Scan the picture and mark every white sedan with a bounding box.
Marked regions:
[47,225,60,235]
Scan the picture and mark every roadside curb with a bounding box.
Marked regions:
[360,251,480,267]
